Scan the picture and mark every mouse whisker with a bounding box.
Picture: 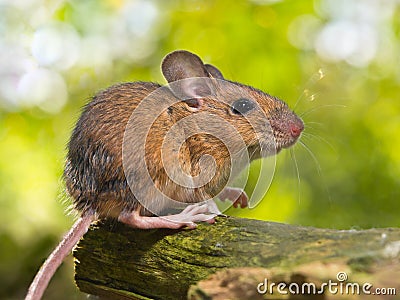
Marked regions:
[303,121,325,131]
[302,124,329,138]
[301,131,337,155]
[299,104,347,118]
[293,68,326,112]
[298,140,332,204]
[298,141,322,176]
[289,147,301,205]
[304,121,324,127]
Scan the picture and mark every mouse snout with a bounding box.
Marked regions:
[289,120,304,138]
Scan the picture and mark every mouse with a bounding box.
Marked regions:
[25,50,304,300]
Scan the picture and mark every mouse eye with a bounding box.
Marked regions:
[231,98,255,115]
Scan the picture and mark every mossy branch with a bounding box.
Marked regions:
[74,217,400,300]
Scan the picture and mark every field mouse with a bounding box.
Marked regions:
[26,50,303,299]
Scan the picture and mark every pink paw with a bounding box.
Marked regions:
[163,202,218,228]
[118,202,219,230]
[219,187,248,208]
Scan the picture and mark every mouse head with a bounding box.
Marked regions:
[161,50,304,159]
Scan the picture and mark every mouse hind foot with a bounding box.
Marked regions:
[118,202,219,229]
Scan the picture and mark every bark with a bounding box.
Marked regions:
[74,217,400,300]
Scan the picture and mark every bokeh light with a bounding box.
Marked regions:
[0,0,162,113]
[31,22,80,70]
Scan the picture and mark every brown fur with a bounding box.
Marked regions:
[64,50,303,219]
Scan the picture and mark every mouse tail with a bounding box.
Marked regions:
[25,211,96,300]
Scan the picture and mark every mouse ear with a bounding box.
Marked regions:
[204,64,224,79]
[161,50,214,109]
[162,50,209,82]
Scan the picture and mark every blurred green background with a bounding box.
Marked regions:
[1,0,399,299]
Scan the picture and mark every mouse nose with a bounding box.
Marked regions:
[290,122,304,138]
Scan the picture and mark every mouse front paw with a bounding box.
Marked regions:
[218,187,248,208]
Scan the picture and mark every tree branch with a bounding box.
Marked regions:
[74,217,400,300]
